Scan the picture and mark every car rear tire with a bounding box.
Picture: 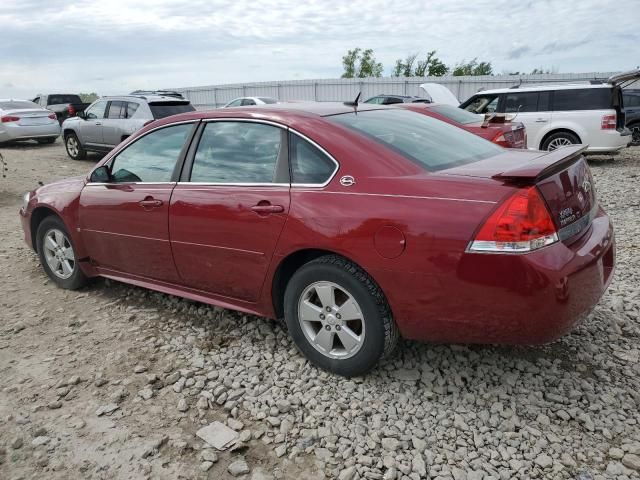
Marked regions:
[541,131,580,151]
[630,123,640,146]
[36,216,88,290]
[65,133,86,160]
[283,255,398,377]
[37,137,56,145]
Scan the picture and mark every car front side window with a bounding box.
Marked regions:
[109,123,193,183]
[190,121,282,183]
[85,101,108,120]
[464,95,499,114]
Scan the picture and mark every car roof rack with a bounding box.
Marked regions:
[130,89,184,99]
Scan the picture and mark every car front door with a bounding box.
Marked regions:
[79,122,197,282]
[78,100,108,146]
[503,91,551,149]
[169,120,290,302]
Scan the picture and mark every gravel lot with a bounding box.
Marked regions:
[1,141,639,480]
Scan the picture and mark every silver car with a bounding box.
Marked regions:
[61,94,195,160]
[0,99,60,144]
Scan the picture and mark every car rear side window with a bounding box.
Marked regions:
[149,102,196,119]
[109,123,192,183]
[190,122,282,183]
[329,109,503,171]
[552,88,612,111]
[290,134,336,184]
[126,102,140,118]
[505,92,539,113]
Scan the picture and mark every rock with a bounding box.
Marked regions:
[201,450,218,463]
[534,454,553,469]
[266,416,281,427]
[391,368,420,381]
[338,466,356,480]
[609,447,624,460]
[381,437,400,451]
[251,469,274,480]
[177,398,189,412]
[412,455,427,476]
[141,435,168,458]
[622,453,640,471]
[134,365,147,373]
[138,388,153,400]
[196,421,239,450]
[10,437,23,449]
[228,418,244,431]
[47,400,62,410]
[200,461,214,472]
[228,458,250,477]
[275,444,287,457]
[96,404,119,416]
[31,436,50,446]
[276,399,291,413]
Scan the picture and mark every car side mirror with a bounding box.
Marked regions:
[77,111,86,119]
[90,165,111,183]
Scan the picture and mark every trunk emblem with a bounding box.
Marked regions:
[582,179,591,194]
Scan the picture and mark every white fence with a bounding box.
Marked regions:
[170,72,619,109]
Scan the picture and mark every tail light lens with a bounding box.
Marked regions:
[48,113,57,120]
[601,114,616,130]
[1,115,19,123]
[468,186,558,253]
[492,129,514,147]
[68,105,76,115]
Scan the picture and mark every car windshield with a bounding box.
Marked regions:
[148,102,196,119]
[0,100,39,110]
[428,104,482,124]
[258,97,278,104]
[328,109,502,171]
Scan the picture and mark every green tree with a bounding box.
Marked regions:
[452,58,493,76]
[79,92,99,102]
[392,51,448,77]
[341,48,384,78]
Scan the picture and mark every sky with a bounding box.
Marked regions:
[0,0,638,99]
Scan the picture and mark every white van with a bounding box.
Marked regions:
[457,73,639,153]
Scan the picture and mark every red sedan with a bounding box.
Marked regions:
[20,103,614,376]
[398,102,527,148]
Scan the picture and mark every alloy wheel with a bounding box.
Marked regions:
[547,137,573,151]
[297,281,365,359]
[42,228,75,279]
[66,136,78,156]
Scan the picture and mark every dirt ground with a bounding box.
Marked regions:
[1,140,639,480]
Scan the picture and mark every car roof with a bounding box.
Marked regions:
[101,95,191,103]
[0,98,34,102]
[474,83,612,95]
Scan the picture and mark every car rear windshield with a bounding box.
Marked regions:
[428,104,482,124]
[258,97,278,104]
[48,95,82,105]
[149,102,196,119]
[0,101,39,110]
[329,109,502,171]
[552,88,613,111]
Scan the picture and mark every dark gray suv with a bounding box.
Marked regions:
[61,94,195,160]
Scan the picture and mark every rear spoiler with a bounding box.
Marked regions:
[492,145,587,183]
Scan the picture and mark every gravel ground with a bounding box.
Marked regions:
[0,140,639,480]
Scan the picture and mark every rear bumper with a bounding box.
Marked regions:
[584,130,630,154]
[380,208,615,344]
[0,123,61,142]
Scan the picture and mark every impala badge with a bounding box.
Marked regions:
[340,175,355,187]
[582,179,591,194]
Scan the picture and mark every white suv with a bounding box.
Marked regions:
[460,83,630,154]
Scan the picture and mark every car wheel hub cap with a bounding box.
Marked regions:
[297,281,365,360]
[67,138,78,155]
[548,137,573,150]
[43,228,75,279]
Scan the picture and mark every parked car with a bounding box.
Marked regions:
[364,94,430,105]
[223,97,278,107]
[0,99,60,144]
[622,89,640,145]
[459,83,630,153]
[61,94,195,160]
[397,103,527,148]
[20,103,614,376]
[32,94,90,125]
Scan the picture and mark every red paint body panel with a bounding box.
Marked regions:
[19,104,615,346]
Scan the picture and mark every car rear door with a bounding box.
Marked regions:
[79,122,197,282]
[169,120,290,302]
[503,91,551,149]
[101,101,127,147]
[78,100,108,146]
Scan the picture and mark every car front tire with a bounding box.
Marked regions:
[65,132,87,160]
[284,255,398,377]
[36,216,87,290]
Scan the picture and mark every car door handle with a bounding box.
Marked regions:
[139,198,163,209]
[95,122,102,125]
[535,119,548,123]
[251,204,284,214]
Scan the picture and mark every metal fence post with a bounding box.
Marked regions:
[314,82,318,101]
[213,88,217,108]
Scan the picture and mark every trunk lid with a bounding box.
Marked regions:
[419,83,460,106]
[3,109,54,126]
[440,145,597,240]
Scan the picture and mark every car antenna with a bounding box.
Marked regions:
[343,92,361,111]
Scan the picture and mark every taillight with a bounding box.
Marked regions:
[48,113,57,120]
[468,186,558,253]
[491,129,514,147]
[601,114,616,130]
[1,115,19,123]
[68,105,75,115]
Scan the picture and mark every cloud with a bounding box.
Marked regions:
[0,0,637,98]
